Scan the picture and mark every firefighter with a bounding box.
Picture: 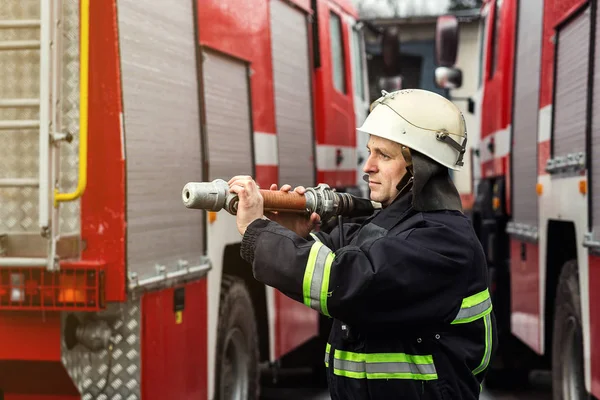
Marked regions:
[229,89,497,399]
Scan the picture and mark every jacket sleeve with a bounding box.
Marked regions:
[311,220,362,251]
[241,216,472,326]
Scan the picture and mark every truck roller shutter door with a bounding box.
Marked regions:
[202,50,254,181]
[591,4,600,237]
[553,7,590,159]
[270,0,315,188]
[511,0,544,229]
[118,0,205,279]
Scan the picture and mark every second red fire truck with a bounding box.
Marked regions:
[437,0,600,398]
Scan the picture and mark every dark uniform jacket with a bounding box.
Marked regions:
[241,192,497,399]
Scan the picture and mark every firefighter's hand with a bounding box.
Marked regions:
[266,184,321,238]
[228,176,264,236]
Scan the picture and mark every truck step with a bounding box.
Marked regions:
[0,257,47,267]
[0,233,80,268]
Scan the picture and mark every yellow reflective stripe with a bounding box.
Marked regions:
[335,349,365,362]
[303,242,322,307]
[365,353,435,365]
[303,241,335,316]
[310,233,321,243]
[334,368,366,379]
[332,349,438,380]
[325,343,331,368]
[462,289,490,308]
[452,288,493,324]
[473,313,493,375]
[334,350,435,365]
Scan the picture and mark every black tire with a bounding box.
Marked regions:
[215,275,260,400]
[552,260,589,400]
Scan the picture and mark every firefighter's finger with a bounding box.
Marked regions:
[270,184,278,191]
[280,184,292,192]
[228,175,253,185]
[229,178,254,191]
[229,183,245,197]
[243,178,259,192]
[309,212,321,225]
[294,186,306,194]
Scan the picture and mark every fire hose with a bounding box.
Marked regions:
[181,179,381,221]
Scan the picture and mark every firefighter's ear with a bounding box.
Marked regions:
[401,146,413,176]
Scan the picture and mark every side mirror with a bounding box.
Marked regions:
[467,98,475,114]
[435,66,463,89]
[435,15,459,67]
[381,26,401,75]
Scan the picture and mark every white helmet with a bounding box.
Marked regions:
[357,89,467,171]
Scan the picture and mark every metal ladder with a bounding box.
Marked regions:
[0,1,66,270]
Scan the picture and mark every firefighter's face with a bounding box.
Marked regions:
[363,135,407,206]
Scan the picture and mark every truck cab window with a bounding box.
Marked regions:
[330,11,347,93]
[489,0,502,78]
[351,27,365,100]
[478,15,487,88]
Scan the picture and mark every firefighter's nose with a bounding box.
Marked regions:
[362,155,377,174]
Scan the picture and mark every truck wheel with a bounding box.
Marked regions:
[552,260,589,400]
[215,275,260,400]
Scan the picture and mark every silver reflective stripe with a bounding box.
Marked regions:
[331,350,438,380]
[453,297,492,322]
[368,361,437,376]
[333,359,437,375]
[302,241,334,316]
[309,244,331,311]
[335,359,364,373]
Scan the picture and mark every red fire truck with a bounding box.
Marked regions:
[0,0,384,398]
[436,0,600,398]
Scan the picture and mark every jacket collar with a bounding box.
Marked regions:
[370,191,416,232]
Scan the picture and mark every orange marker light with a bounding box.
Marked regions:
[492,197,500,210]
[208,211,217,224]
[580,180,587,195]
[536,183,543,196]
[58,274,86,303]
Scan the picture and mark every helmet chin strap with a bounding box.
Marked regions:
[389,147,414,205]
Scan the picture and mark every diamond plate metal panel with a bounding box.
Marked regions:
[0,0,80,236]
[0,0,41,234]
[58,0,81,235]
[62,300,142,400]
